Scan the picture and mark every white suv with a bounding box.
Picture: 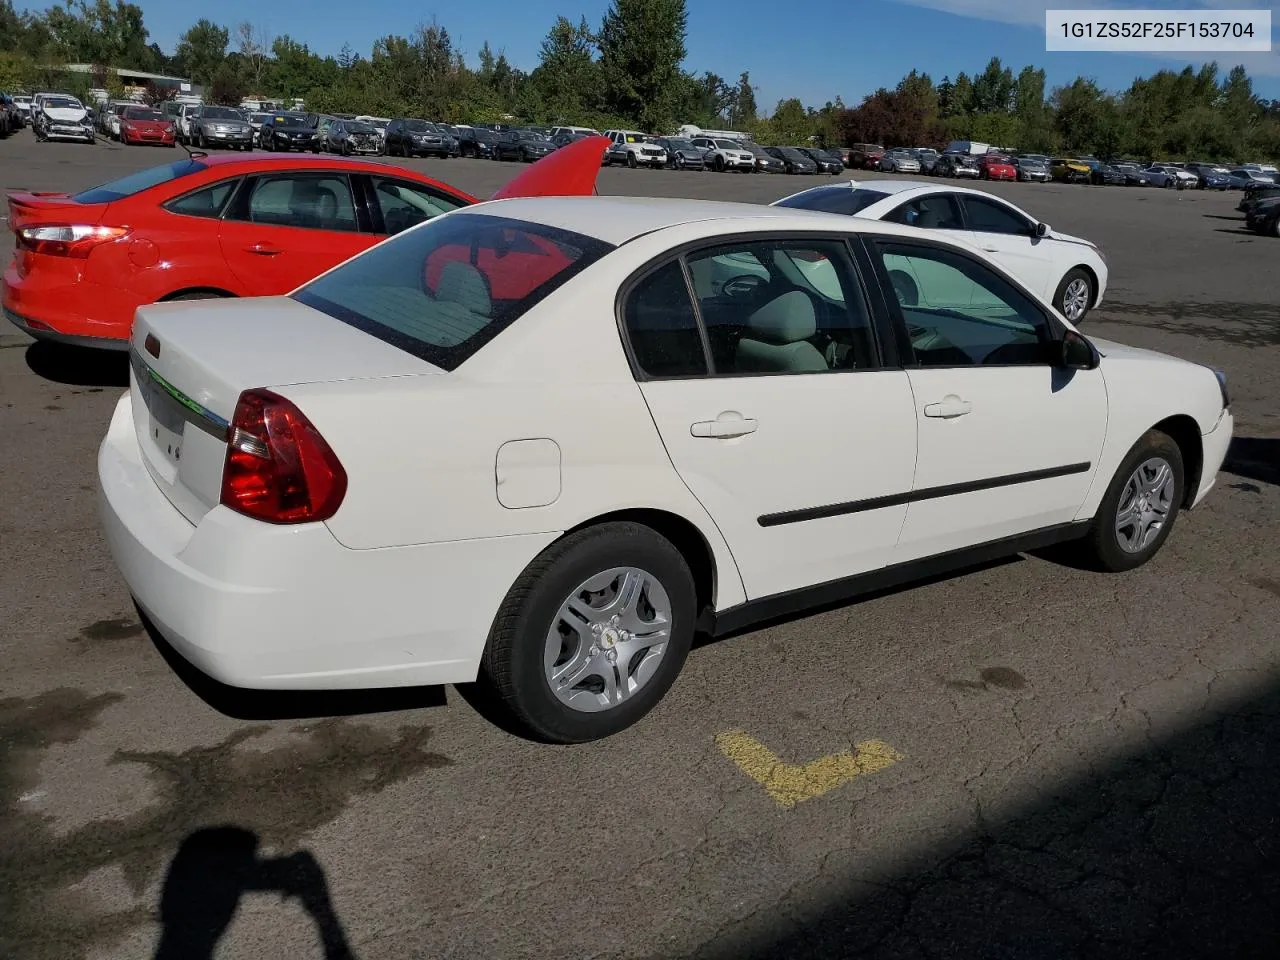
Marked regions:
[692,136,755,172]
[603,130,667,168]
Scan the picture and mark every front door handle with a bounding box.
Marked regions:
[923,396,972,419]
[691,417,758,439]
[981,246,999,253]
[246,242,281,256]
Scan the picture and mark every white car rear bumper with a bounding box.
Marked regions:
[98,393,554,691]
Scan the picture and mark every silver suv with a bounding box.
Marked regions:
[187,105,253,150]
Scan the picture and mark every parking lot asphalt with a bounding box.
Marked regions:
[2,134,1278,960]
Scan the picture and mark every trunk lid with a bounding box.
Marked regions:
[128,296,442,524]
[7,192,106,232]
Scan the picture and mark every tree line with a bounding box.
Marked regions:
[2,0,1277,161]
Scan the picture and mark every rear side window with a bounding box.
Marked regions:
[73,160,208,203]
[165,180,238,219]
[623,261,707,378]
[294,213,613,371]
[774,187,889,216]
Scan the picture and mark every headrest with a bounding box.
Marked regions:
[745,291,817,344]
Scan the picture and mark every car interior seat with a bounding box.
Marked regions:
[735,291,828,373]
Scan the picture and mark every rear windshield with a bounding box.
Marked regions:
[293,213,614,371]
[775,186,889,216]
[72,159,208,203]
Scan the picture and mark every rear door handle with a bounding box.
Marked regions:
[691,418,758,439]
[981,246,999,253]
[923,397,972,419]
[246,242,281,256]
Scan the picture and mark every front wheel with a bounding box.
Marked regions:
[1054,267,1094,323]
[627,152,638,169]
[1078,431,1184,572]
[479,522,696,743]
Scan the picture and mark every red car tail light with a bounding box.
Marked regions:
[16,224,130,258]
[220,389,347,524]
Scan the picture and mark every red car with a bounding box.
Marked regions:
[4,137,609,349]
[119,106,176,147]
[979,154,1017,181]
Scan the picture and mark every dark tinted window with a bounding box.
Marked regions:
[884,194,964,230]
[963,196,1032,235]
[369,176,467,235]
[124,107,164,121]
[774,186,889,216]
[294,214,613,371]
[165,180,238,219]
[624,261,706,378]
[875,240,1050,367]
[73,160,208,203]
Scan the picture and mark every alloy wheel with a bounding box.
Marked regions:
[1115,457,1175,553]
[543,567,672,713]
[1062,277,1090,321]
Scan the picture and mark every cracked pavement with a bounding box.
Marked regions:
[1,141,1277,959]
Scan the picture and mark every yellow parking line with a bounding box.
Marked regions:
[715,731,903,808]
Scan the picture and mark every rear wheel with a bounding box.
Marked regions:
[1079,431,1184,572]
[480,522,696,743]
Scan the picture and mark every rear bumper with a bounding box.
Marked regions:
[99,392,555,690]
[4,256,136,343]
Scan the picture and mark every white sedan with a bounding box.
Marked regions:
[99,197,1233,743]
[773,180,1109,323]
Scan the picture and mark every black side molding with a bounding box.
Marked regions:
[711,520,1090,637]
[759,463,1092,527]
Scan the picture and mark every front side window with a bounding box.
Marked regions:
[228,174,357,232]
[369,177,467,235]
[874,240,1051,367]
[684,239,877,375]
[623,260,707,378]
[963,196,1032,235]
[884,194,964,230]
[294,214,613,370]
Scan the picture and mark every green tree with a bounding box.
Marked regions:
[208,62,248,105]
[769,97,813,143]
[948,72,973,117]
[971,56,1014,113]
[1013,66,1052,151]
[174,18,228,85]
[598,0,688,130]
[533,16,598,120]
[729,71,756,128]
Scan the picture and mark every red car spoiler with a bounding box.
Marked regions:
[491,135,611,201]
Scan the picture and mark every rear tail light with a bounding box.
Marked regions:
[220,389,347,524]
[16,224,130,258]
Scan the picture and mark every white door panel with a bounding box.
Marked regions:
[639,374,918,598]
[897,365,1107,560]
[972,234,1057,300]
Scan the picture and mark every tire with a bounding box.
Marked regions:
[479,521,697,743]
[166,291,229,302]
[1054,267,1094,323]
[714,155,725,172]
[1078,430,1184,572]
[627,151,637,169]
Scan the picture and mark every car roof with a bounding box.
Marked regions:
[188,154,464,193]
[466,195,936,245]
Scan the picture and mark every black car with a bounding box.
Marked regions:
[797,147,844,175]
[455,126,499,158]
[1239,184,1280,213]
[325,119,383,156]
[492,128,555,162]
[741,141,784,173]
[1244,195,1280,235]
[1097,164,1128,186]
[258,112,322,152]
[655,136,707,170]
[765,146,818,174]
[385,118,455,158]
[551,130,589,150]
[1110,162,1151,186]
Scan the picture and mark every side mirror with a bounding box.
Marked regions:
[1034,222,1049,238]
[1058,329,1098,369]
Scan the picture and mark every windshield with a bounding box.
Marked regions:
[775,186,889,215]
[44,97,81,110]
[779,148,807,160]
[294,214,613,371]
[666,138,696,150]
[124,108,164,121]
[405,120,430,132]
[518,130,548,141]
[202,107,241,120]
[72,159,207,204]
[250,113,269,123]
[474,129,497,142]
[347,122,375,133]
[713,139,742,149]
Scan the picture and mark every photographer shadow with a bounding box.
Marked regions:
[154,826,356,960]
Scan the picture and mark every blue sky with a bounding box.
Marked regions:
[23,0,1280,105]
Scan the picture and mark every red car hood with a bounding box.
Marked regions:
[492,135,610,200]
[125,119,171,134]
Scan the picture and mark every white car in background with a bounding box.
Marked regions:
[773,180,1109,323]
[691,136,756,172]
[1145,165,1197,189]
[32,93,95,143]
[99,197,1232,743]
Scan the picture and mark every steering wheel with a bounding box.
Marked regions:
[888,269,919,307]
[721,274,767,299]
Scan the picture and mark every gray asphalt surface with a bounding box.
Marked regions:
[2,133,1278,960]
